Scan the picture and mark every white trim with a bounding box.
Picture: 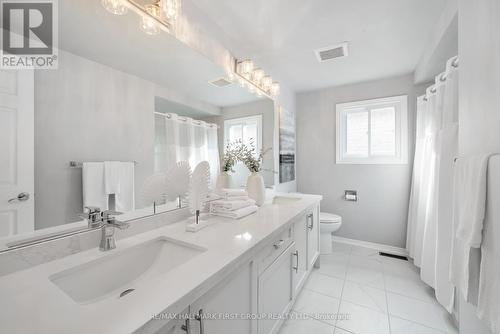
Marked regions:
[332,236,408,257]
[336,95,408,165]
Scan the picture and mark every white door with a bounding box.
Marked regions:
[307,206,320,269]
[0,69,34,237]
[292,214,308,297]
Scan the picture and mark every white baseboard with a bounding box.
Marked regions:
[332,236,408,257]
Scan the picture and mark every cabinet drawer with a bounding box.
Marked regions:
[258,226,293,273]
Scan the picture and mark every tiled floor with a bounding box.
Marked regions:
[279,242,459,334]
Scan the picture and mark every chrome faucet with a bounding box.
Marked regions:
[99,210,130,251]
[80,207,130,251]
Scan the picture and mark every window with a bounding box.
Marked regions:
[224,115,263,154]
[336,95,408,164]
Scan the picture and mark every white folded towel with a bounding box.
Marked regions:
[115,162,135,212]
[82,162,108,211]
[210,199,255,212]
[450,154,490,300]
[104,161,123,194]
[217,188,248,198]
[211,205,258,219]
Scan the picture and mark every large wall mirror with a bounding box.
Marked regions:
[0,0,277,250]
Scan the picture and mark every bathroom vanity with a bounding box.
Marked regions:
[0,194,321,334]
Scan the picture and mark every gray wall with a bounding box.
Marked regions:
[203,99,275,187]
[457,0,499,332]
[35,50,156,230]
[296,74,428,248]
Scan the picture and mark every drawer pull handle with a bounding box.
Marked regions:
[307,213,314,230]
[273,239,285,249]
[195,309,204,334]
[181,318,191,334]
[293,250,299,273]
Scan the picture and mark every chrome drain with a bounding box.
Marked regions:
[119,288,135,298]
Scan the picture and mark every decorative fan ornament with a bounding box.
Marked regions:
[165,161,191,205]
[139,173,167,206]
[188,161,211,214]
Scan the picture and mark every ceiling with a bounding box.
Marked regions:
[190,0,448,92]
[59,0,262,109]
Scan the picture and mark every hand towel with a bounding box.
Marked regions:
[82,162,108,211]
[450,154,490,300]
[211,205,258,219]
[104,161,122,194]
[115,162,135,212]
[217,188,248,198]
[477,155,500,333]
[210,199,255,212]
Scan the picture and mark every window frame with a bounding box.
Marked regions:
[336,95,408,165]
[224,114,263,155]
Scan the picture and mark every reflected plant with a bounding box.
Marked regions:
[235,140,272,173]
[221,141,240,173]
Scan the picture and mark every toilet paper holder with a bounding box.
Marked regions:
[344,190,358,201]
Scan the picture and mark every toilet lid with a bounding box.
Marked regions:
[320,212,342,224]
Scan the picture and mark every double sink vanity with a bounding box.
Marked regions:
[0,194,321,334]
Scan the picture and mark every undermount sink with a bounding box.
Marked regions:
[272,196,302,205]
[50,237,206,304]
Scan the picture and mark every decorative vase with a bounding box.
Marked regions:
[216,171,234,190]
[246,172,265,206]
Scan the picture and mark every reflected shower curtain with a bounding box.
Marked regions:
[406,57,459,312]
[156,113,220,187]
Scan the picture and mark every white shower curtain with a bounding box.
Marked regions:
[156,113,220,187]
[407,57,459,312]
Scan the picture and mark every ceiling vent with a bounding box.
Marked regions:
[314,42,349,62]
[209,77,232,87]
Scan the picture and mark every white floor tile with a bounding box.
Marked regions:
[345,256,385,289]
[332,242,352,254]
[386,292,456,333]
[334,327,353,334]
[350,245,380,258]
[293,289,341,325]
[279,317,335,334]
[390,316,448,334]
[305,272,344,299]
[336,300,390,334]
[317,253,350,279]
[341,281,387,313]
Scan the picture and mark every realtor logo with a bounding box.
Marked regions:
[1,0,58,69]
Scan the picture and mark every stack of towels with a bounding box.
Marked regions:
[210,189,258,219]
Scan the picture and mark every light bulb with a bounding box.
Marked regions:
[163,0,180,20]
[102,0,128,15]
[241,60,254,75]
[270,82,280,97]
[252,69,264,84]
[140,3,161,35]
[261,76,272,90]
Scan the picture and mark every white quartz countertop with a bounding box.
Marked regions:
[0,193,322,334]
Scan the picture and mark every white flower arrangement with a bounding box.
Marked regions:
[222,140,272,173]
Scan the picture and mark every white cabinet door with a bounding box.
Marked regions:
[257,242,295,334]
[190,260,255,334]
[306,206,320,270]
[0,70,34,237]
[292,214,307,297]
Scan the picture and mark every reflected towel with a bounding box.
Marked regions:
[82,162,108,211]
[217,188,248,198]
[104,161,123,194]
[211,205,258,219]
[210,199,255,212]
[450,154,490,300]
[115,162,135,212]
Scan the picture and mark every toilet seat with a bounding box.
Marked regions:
[320,212,342,224]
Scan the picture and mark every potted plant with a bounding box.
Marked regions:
[215,142,239,190]
[238,141,272,206]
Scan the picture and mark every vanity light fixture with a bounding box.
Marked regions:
[234,59,280,99]
[102,0,128,15]
[102,0,181,36]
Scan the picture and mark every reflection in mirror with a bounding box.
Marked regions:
[0,0,276,251]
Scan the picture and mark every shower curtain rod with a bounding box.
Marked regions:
[153,112,219,128]
[423,56,459,101]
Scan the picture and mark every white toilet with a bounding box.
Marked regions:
[320,212,343,254]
